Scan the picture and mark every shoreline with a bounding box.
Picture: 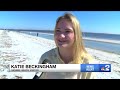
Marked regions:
[83,37,120,45]
[28,32,120,55]
[31,32,120,45]
[86,46,120,55]
[19,31,120,55]
[0,30,120,79]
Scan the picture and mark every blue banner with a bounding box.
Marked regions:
[81,64,111,72]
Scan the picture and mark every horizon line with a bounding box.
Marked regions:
[0,28,120,35]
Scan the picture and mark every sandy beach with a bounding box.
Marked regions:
[0,30,120,79]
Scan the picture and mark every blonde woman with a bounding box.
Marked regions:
[36,12,96,79]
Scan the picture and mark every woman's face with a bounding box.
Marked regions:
[55,19,75,49]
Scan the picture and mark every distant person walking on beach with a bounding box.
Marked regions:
[34,12,96,79]
[37,32,38,36]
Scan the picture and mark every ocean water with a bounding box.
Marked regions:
[21,31,120,55]
[82,32,120,41]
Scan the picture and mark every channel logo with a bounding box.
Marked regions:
[99,64,111,72]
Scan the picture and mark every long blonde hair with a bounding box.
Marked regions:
[54,12,93,64]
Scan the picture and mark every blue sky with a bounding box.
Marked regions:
[0,11,120,34]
